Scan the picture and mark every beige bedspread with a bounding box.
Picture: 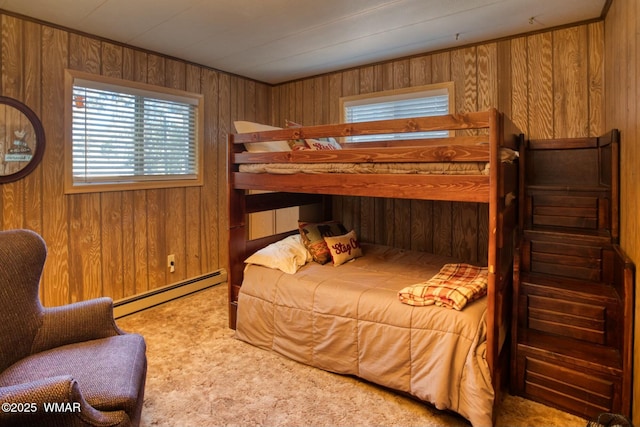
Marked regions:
[235,244,494,427]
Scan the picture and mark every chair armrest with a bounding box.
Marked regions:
[0,376,129,427]
[31,298,124,354]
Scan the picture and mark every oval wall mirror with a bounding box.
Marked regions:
[0,96,45,183]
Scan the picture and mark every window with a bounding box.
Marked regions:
[340,82,454,142]
[65,70,203,193]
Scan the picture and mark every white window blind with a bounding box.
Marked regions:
[71,79,199,185]
[343,85,452,142]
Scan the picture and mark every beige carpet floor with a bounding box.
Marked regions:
[116,284,588,427]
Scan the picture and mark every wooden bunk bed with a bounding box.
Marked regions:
[227,108,523,426]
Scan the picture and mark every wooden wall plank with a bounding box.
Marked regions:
[1,15,22,98]
[185,64,203,278]
[452,202,479,262]
[121,191,136,298]
[101,192,125,300]
[478,43,497,112]
[165,59,188,283]
[166,187,187,282]
[553,26,589,138]
[133,190,149,294]
[328,73,342,125]
[452,46,477,117]
[101,42,122,77]
[510,36,529,134]
[409,55,431,86]
[69,192,102,301]
[410,199,433,253]
[1,15,24,231]
[302,78,315,125]
[22,20,43,249]
[588,22,604,137]
[146,188,166,290]
[432,199,453,257]
[527,32,554,139]
[293,80,304,123]
[40,25,69,306]
[313,75,328,125]
[431,51,451,84]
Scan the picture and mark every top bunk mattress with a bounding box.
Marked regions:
[237,147,517,175]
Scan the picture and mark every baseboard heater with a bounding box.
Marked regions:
[113,269,227,319]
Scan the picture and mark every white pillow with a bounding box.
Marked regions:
[233,121,291,153]
[244,234,311,274]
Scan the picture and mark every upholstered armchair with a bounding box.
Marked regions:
[0,229,147,427]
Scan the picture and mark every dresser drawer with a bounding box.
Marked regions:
[521,236,605,281]
[526,293,605,344]
[518,277,621,348]
[514,349,621,419]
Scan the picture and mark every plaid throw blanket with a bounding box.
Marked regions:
[398,263,488,310]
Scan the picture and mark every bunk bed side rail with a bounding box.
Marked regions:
[233,172,491,202]
[232,111,494,144]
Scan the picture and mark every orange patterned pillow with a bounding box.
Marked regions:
[298,220,347,264]
[285,119,342,150]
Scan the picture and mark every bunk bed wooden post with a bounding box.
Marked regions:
[228,132,246,329]
[486,108,503,424]
[604,129,620,242]
[490,109,523,422]
[486,108,499,378]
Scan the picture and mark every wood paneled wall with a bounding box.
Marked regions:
[0,12,271,307]
[604,1,640,423]
[272,22,605,265]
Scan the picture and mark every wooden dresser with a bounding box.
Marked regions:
[511,131,635,419]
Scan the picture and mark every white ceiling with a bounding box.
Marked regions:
[0,0,606,84]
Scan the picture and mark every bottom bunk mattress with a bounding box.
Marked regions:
[235,243,493,427]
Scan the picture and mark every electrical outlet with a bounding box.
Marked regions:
[167,254,175,273]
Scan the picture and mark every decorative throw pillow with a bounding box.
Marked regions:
[285,119,342,151]
[233,121,291,153]
[323,230,363,266]
[244,234,311,274]
[305,137,342,150]
[298,220,348,264]
[285,119,302,128]
[289,139,310,151]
